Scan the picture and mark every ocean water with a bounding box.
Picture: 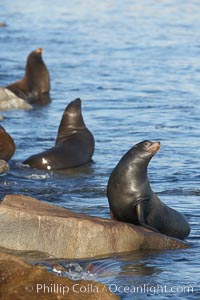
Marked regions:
[0,1,200,299]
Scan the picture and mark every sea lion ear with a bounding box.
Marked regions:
[135,140,150,150]
[143,140,151,146]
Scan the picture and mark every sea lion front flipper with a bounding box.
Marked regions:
[136,201,159,233]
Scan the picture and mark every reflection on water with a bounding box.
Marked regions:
[1,0,200,299]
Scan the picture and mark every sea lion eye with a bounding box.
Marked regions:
[144,141,150,147]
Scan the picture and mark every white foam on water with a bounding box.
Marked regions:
[27,173,51,180]
[52,262,98,281]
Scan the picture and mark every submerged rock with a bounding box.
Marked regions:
[0,160,10,174]
[0,195,189,259]
[0,87,32,110]
[0,252,118,300]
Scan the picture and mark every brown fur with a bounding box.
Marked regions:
[0,126,15,161]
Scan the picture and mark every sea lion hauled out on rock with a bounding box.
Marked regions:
[23,98,95,170]
[0,125,15,161]
[6,48,51,104]
[107,140,190,240]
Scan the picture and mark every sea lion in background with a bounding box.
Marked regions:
[107,140,190,240]
[6,48,51,104]
[0,125,15,161]
[23,98,95,170]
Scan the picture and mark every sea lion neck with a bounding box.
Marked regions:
[122,148,152,186]
[129,147,152,169]
[130,157,149,183]
[55,99,86,145]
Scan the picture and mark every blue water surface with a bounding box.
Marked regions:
[0,1,200,299]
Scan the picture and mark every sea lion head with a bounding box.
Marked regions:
[25,47,48,80]
[60,98,85,129]
[65,98,81,116]
[144,140,160,154]
[27,48,43,64]
[55,98,87,145]
[132,140,160,163]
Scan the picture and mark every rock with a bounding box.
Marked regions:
[0,22,7,27]
[0,87,32,110]
[0,195,189,259]
[0,252,118,300]
[0,160,10,173]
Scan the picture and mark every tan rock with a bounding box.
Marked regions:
[0,87,32,110]
[0,194,189,259]
[0,252,118,300]
[0,160,10,173]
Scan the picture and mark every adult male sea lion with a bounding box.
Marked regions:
[6,48,51,104]
[0,125,15,161]
[23,98,95,170]
[107,140,190,240]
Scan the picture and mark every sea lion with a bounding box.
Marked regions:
[0,125,15,161]
[6,48,51,104]
[23,98,95,170]
[107,140,190,240]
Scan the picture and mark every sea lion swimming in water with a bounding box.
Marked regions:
[23,98,95,170]
[6,48,51,104]
[107,140,190,240]
[0,125,15,161]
